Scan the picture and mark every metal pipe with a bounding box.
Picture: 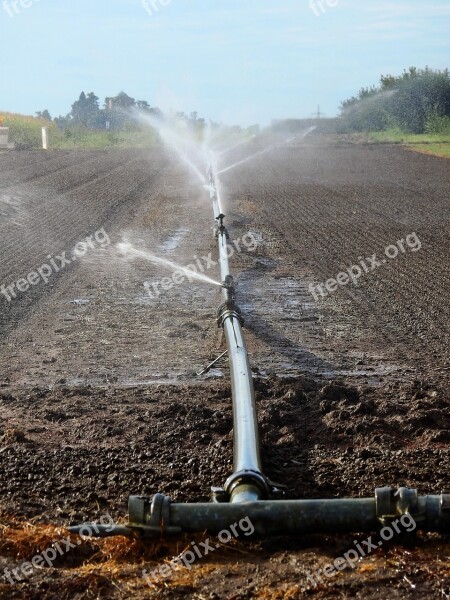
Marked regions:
[208,169,267,502]
[217,229,230,288]
[222,317,261,475]
[69,489,450,538]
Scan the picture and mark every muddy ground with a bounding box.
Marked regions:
[0,137,449,598]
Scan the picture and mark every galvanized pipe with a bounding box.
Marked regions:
[222,316,262,475]
[208,169,265,502]
[217,229,231,285]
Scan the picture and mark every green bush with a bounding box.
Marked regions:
[340,67,450,134]
[0,113,157,149]
[1,112,53,149]
[425,112,450,134]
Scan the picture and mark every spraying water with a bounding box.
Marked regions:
[131,110,316,184]
[0,191,27,227]
[117,242,222,287]
[217,127,316,175]
[133,111,207,184]
[216,135,257,157]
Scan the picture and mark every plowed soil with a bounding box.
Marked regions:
[0,138,449,599]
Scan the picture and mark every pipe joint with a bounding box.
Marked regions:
[440,493,450,528]
[376,487,420,527]
[127,494,181,538]
[375,487,450,530]
[214,224,229,240]
[217,279,244,327]
[217,304,244,328]
[224,470,287,501]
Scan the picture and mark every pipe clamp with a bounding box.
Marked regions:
[375,487,421,526]
[128,494,181,537]
[224,470,287,500]
[217,303,244,328]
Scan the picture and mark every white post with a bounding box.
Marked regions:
[42,127,49,150]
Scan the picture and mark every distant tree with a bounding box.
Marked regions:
[51,90,209,135]
[70,92,102,128]
[149,107,164,120]
[387,67,450,132]
[208,119,221,131]
[104,91,137,129]
[184,111,205,134]
[54,115,71,129]
[105,91,136,110]
[339,67,450,133]
[136,100,152,112]
[36,110,52,121]
[187,111,204,125]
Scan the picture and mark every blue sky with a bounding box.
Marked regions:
[1,0,449,125]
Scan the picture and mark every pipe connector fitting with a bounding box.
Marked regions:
[217,302,244,328]
[217,277,244,327]
[376,487,450,530]
[127,494,181,537]
[440,493,450,528]
[222,275,236,298]
[224,470,287,502]
[376,487,418,526]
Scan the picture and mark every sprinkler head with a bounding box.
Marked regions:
[221,275,238,308]
[222,275,235,291]
[216,213,226,230]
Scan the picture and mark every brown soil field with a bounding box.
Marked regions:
[0,137,449,598]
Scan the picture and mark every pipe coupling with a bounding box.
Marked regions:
[217,302,244,328]
[128,494,181,537]
[375,487,450,530]
[224,470,287,500]
[376,487,419,526]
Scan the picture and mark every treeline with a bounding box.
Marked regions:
[38,91,206,131]
[7,90,257,149]
[339,67,450,133]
